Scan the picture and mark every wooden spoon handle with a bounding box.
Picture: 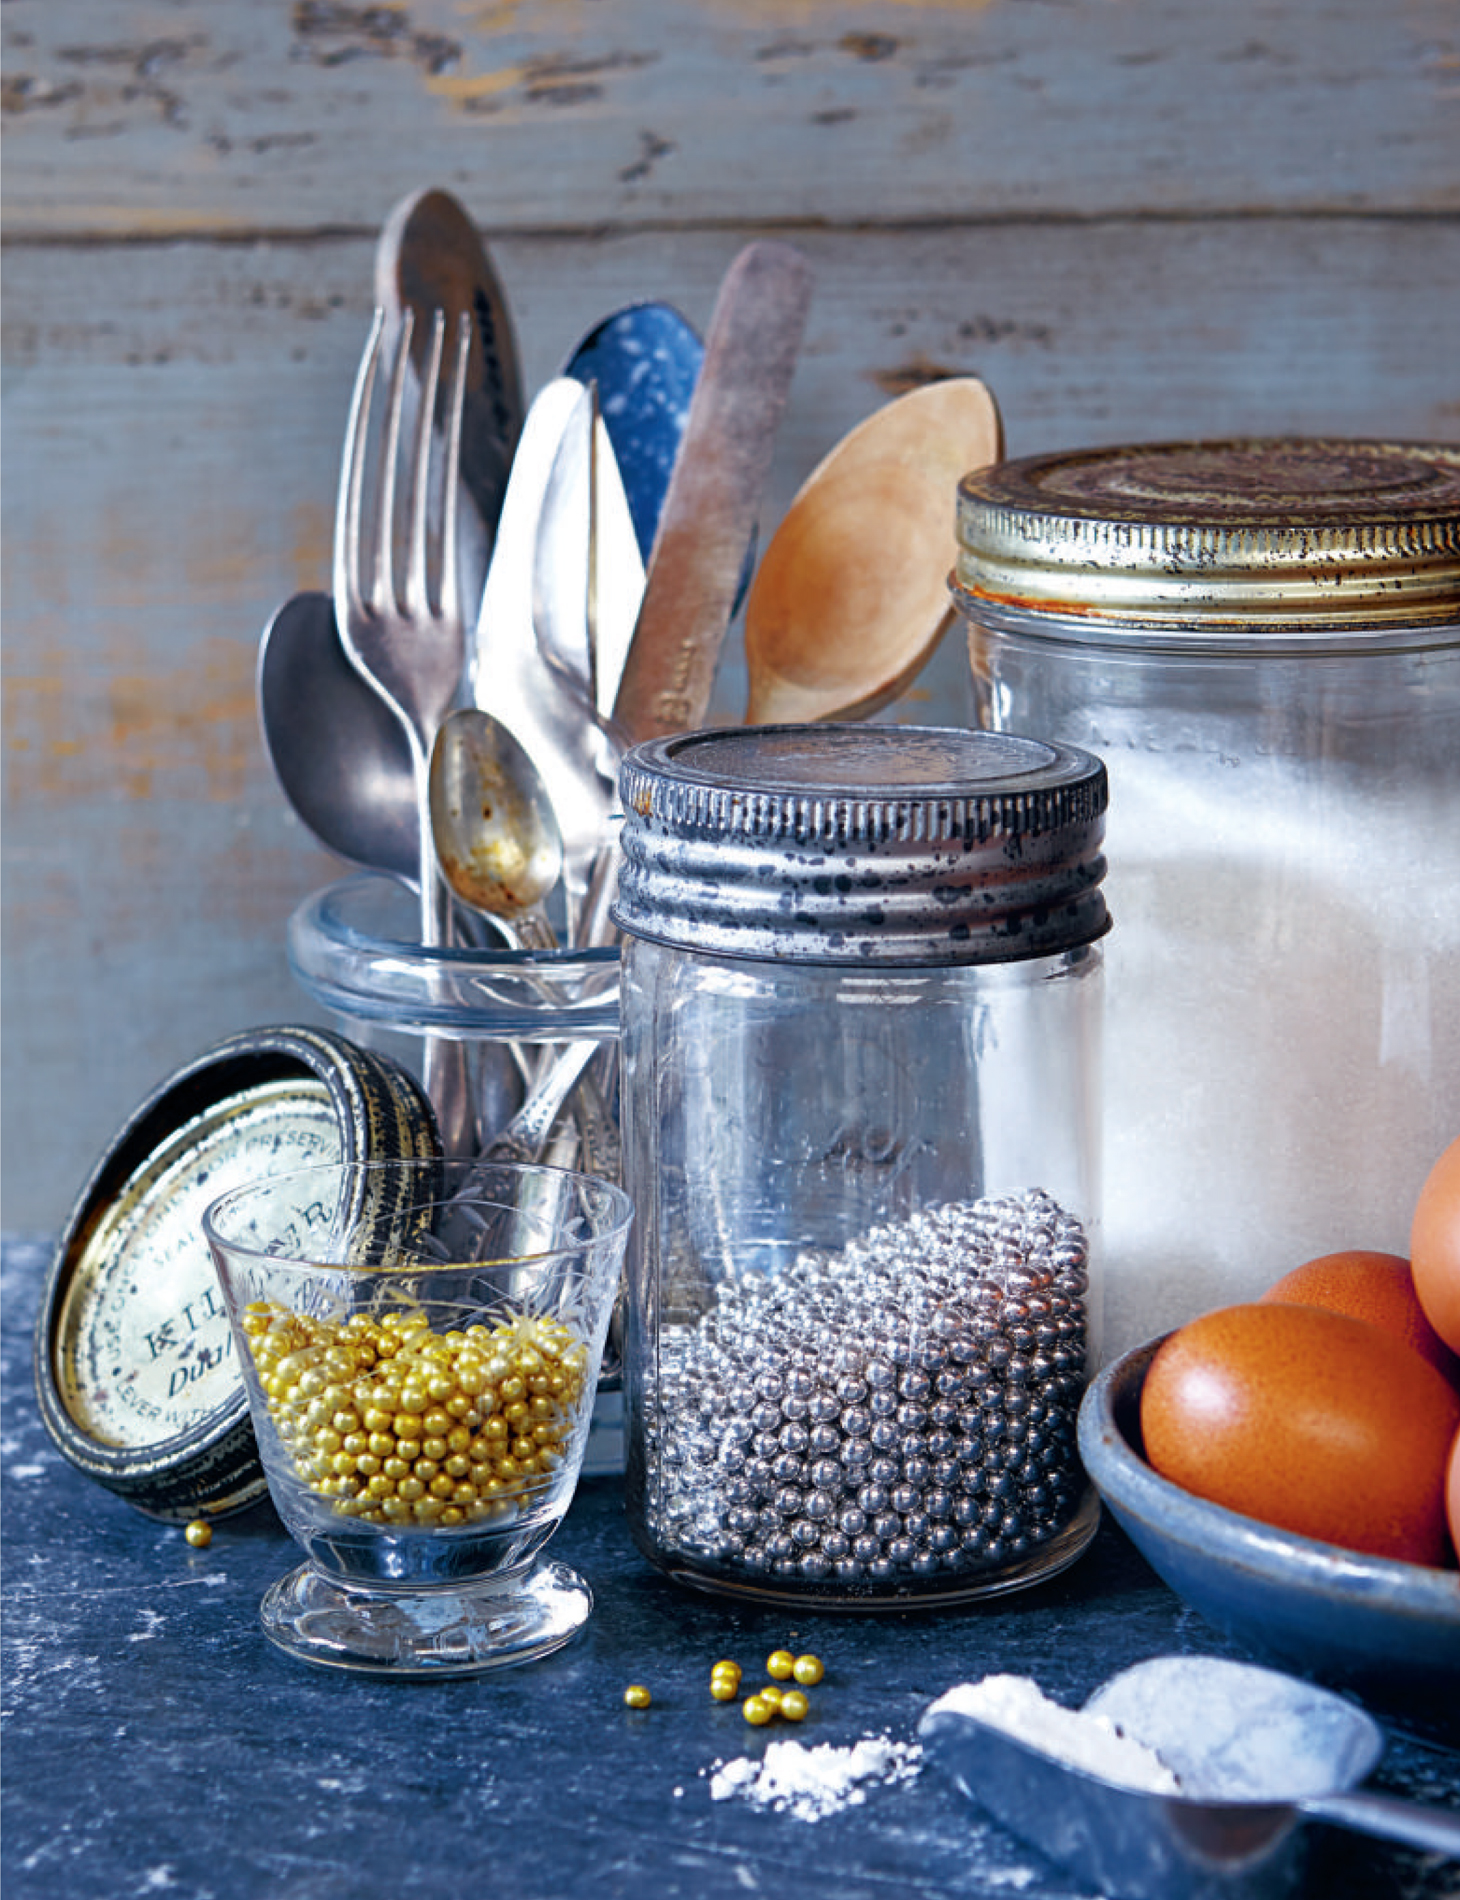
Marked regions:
[611,240,813,745]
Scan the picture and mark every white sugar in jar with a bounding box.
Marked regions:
[954,439,1460,1359]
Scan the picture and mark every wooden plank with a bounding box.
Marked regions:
[3,0,1459,235]
[5,218,1458,1227]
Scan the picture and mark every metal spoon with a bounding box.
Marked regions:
[743,376,1002,725]
[429,708,563,953]
[256,591,417,879]
[478,1039,601,1165]
[920,1654,1460,1900]
[375,185,524,614]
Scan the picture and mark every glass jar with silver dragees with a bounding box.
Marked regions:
[611,724,1109,1609]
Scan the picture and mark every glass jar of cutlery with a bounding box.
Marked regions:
[286,870,626,1470]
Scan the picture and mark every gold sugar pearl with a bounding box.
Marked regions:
[780,1689,810,1722]
[709,1659,742,1702]
[791,1653,825,1686]
[623,1684,652,1710]
[183,1520,212,1549]
[244,1303,591,1527]
[766,1649,796,1680]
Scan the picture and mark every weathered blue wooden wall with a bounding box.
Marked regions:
[4,0,1458,1228]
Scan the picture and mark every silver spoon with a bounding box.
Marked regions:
[920,1654,1460,1900]
[375,185,524,616]
[429,708,563,953]
[479,1039,600,1165]
[256,592,418,879]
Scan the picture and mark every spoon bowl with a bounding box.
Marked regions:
[743,377,1002,725]
[430,708,564,950]
[257,592,418,880]
[921,1654,1460,1900]
[376,185,524,611]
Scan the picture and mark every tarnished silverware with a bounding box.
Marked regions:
[469,379,620,943]
[429,708,563,953]
[256,591,418,881]
[375,186,523,617]
[332,305,476,1153]
[611,241,813,746]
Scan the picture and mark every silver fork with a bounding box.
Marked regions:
[333,303,468,941]
[332,304,478,1151]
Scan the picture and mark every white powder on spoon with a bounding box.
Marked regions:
[926,1673,1181,1794]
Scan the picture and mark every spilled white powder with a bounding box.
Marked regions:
[706,1734,922,1821]
[925,1674,1180,1794]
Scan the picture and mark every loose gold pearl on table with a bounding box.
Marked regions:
[766,1649,796,1680]
[183,1519,212,1549]
[780,1689,810,1722]
[709,1659,742,1701]
[623,1684,652,1709]
[742,1694,775,1726]
[791,1653,825,1686]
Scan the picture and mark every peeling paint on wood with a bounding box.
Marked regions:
[3,0,1459,1230]
[3,0,1458,234]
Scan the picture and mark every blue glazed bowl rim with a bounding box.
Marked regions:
[1077,1335,1460,1622]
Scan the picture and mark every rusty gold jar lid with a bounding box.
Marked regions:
[955,438,1460,636]
[33,1025,440,1522]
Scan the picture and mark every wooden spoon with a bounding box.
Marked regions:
[743,377,1002,725]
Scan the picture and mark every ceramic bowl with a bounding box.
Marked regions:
[1077,1337,1460,1741]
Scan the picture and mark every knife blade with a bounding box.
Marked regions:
[611,240,813,746]
[532,383,646,724]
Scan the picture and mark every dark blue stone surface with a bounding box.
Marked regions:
[4,1235,1457,1900]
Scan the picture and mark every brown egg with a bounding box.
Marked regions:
[1259,1249,1460,1391]
[1447,1425,1460,1564]
[1411,1134,1460,1356]
[1141,1302,1460,1568]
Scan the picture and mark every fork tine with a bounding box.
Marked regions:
[404,309,446,623]
[332,307,385,630]
[371,305,415,619]
[438,312,471,631]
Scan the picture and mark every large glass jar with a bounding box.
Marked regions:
[953,438,1460,1360]
[612,724,1109,1608]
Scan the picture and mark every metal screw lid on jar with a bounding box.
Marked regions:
[612,724,1109,966]
[954,439,1460,640]
[33,1025,440,1522]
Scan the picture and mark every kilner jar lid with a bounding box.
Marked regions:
[33,1025,440,1521]
[955,438,1460,638]
[612,723,1109,967]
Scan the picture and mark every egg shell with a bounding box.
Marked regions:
[1259,1249,1460,1391]
[1411,1134,1460,1356]
[1447,1426,1460,1563]
[1141,1302,1460,1568]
